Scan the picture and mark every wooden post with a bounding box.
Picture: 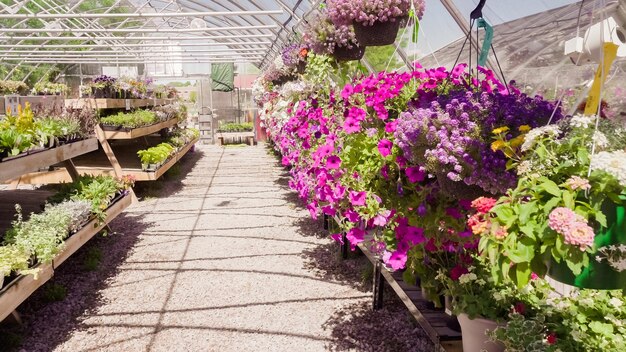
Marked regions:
[373,261,385,310]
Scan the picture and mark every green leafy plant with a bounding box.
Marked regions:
[479,116,626,287]
[137,143,175,167]
[217,122,254,133]
[83,247,102,271]
[32,82,68,95]
[43,283,67,302]
[0,80,29,95]
[100,110,157,129]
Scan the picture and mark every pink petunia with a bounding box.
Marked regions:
[377,139,393,157]
[349,191,367,206]
[343,117,361,134]
[326,155,342,169]
[346,227,366,250]
[405,166,425,183]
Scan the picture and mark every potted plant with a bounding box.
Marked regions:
[281,43,309,74]
[478,115,626,289]
[92,75,117,98]
[303,12,364,61]
[327,0,425,46]
[0,80,29,96]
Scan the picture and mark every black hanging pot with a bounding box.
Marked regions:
[353,17,405,46]
[333,45,365,61]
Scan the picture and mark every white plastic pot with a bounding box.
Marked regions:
[457,313,505,352]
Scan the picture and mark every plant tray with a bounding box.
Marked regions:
[0,138,98,183]
[0,192,132,322]
[101,118,179,140]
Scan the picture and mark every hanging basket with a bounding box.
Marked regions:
[332,45,365,62]
[435,172,488,201]
[353,17,405,46]
[296,61,307,74]
[547,198,626,289]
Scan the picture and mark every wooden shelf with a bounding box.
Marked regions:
[65,98,175,110]
[0,192,132,322]
[12,137,198,183]
[101,118,179,140]
[357,242,463,352]
[0,138,98,183]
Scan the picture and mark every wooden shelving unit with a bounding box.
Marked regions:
[0,133,131,323]
[357,241,463,352]
[101,118,179,140]
[65,98,174,110]
[6,98,195,187]
[0,138,98,183]
[0,193,132,322]
[13,137,198,183]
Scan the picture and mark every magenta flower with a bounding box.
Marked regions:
[331,233,343,244]
[378,139,393,157]
[346,227,366,250]
[343,117,361,134]
[385,119,398,133]
[344,209,361,222]
[405,166,425,183]
[384,249,408,271]
[349,191,367,206]
[326,155,342,169]
[404,226,425,245]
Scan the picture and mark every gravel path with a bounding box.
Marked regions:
[11,144,432,352]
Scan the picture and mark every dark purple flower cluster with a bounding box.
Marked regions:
[93,75,116,85]
[395,80,562,195]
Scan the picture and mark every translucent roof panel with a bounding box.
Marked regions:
[417,0,626,117]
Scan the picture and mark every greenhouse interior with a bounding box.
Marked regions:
[0,0,626,351]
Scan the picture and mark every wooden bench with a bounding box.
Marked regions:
[216,131,255,146]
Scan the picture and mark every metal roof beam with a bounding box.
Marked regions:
[0,34,274,41]
[0,10,284,19]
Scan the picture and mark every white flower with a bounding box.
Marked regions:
[476,279,486,286]
[592,131,609,149]
[590,150,626,187]
[610,297,624,309]
[493,292,504,301]
[517,160,533,175]
[521,125,561,151]
[569,114,596,129]
[458,273,477,284]
[580,298,594,307]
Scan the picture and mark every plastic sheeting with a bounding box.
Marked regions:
[211,63,235,92]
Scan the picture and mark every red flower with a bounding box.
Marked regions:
[450,265,469,281]
[546,332,557,345]
[470,197,497,214]
[513,302,526,315]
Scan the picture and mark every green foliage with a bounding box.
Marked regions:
[218,122,254,133]
[43,283,67,302]
[0,80,29,95]
[364,44,403,72]
[32,82,68,95]
[83,247,102,271]
[137,143,175,166]
[100,110,157,128]
[481,117,626,287]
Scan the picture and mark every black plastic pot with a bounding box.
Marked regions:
[353,17,405,46]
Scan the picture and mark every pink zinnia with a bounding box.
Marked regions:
[548,207,584,234]
[565,222,595,250]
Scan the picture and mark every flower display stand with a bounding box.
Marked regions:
[0,192,132,323]
[0,135,129,324]
[10,97,194,186]
[357,240,463,352]
[216,131,255,146]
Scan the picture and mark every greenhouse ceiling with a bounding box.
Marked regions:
[0,0,611,77]
[0,0,318,69]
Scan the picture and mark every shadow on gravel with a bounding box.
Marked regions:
[323,299,433,352]
[1,213,154,352]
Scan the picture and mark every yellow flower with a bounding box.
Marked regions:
[492,126,510,134]
[491,140,506,152]
[509,135,525,148]
[518,125,531,133]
